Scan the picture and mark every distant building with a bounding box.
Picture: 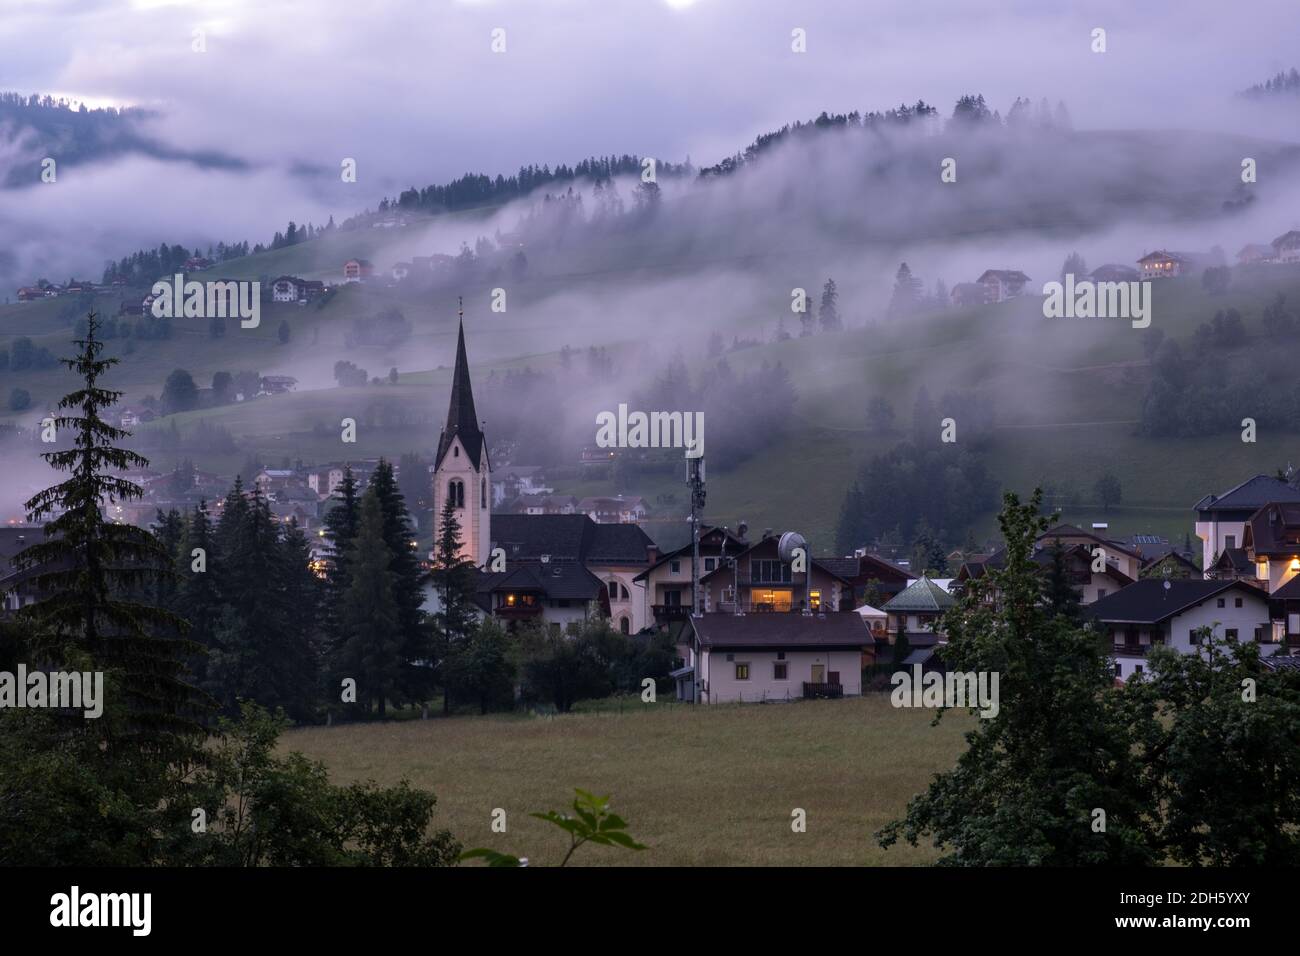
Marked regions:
[259,375,298,395]
[1236,243,1275,265]
[1089,263,1140,283]
[342,259,374,283]
[975,269,1030,302]
[580,495,647,524]
[184,256,213,271]
[1271,230,1300,264]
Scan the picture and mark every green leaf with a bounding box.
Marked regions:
[459,847,523,867]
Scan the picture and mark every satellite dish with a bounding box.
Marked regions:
[1163,579,1171,590]
[778,531,807,564]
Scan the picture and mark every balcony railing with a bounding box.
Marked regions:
[652,604,691,622]
[1112,643,1159,657]
[495,604,543,620]
[803,681,843,699]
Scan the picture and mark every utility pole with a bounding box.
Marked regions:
[688,454,706,617]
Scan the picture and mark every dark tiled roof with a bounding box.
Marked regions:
[1269,574,1300,600]
[1194,475,1300,514]
[435,319,487,472]
[1244,502,1300,557]
[691,611,870,649]
[490,514,652,565]
[477,560,603,601]
[1085,578,1266,625]
[815,557,861,580]
[1261,654,1300,671]
[1211,547,1252,574]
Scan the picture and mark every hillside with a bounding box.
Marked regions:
[4,120,1300,552]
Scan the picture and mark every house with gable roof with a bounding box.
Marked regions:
[1193,474,1300,572]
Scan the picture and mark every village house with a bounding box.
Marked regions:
[491,466,552,506]
[881,575,955,654]
[1194,474,1300,571]
[1136,250,1214,279]
[305,464,347,498]
[1086,578,1272,682]
[1089,263,1140,283]
[480,514,657,635]
[1236,243,1276,265]
[976,269,1030,303]
[342,259,374,283]
[694,533,853,615]
[634,525,750,628]
[259,375,298,396]
[391,262,412,282]
[579,495,647,524]
[956,523,1142,602]
[676,612,872,704]
[501,493,579,516]
[1272,230,1300,264]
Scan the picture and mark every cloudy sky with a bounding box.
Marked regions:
[1,0,1296,281]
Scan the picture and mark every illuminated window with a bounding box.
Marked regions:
[1257,559,1269,579]
[735,663,750,680]
[809,589,822,610]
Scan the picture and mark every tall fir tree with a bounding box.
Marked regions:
[337,490,402,716]
[429,496,480,714]
[16,311,206,763]
[368,459,432,704]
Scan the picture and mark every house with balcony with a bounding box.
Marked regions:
[633,525,750,626]
[955,527,1137,605]
[487,513,656,635]
[696,535,852,615]
[1271,230,1300,264]
[1085,578,1272,681]
[475,558,609,634]
[1137,250,1189,279]
[1194,474,1300,571]
[676,611,872,704]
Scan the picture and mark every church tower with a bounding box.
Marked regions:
[433,302,491,566]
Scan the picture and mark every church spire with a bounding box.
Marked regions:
[436,298,487,471]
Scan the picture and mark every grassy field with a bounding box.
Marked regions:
[283,694,973,866]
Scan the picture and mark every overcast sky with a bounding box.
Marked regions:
[1,0,1296,281]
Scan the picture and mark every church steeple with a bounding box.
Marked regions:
[435,299,487,472]
[432,298,491,567]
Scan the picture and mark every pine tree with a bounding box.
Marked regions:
[430,497,480,714]
[368,460,432,704]
[337,490,401,716]
[177,501,220,682]
[889,263,921,318]
[16,311,206,762]
[274,519,323,719]
[818,278,841,331]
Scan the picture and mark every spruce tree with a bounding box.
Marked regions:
[338,490,402,716]
[17,311,206,762]
[369,459,432,704]
[430,496,480,713]
[177,500,220,682]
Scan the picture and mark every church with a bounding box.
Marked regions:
[428,312,657,634]
[431,315,491,567]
